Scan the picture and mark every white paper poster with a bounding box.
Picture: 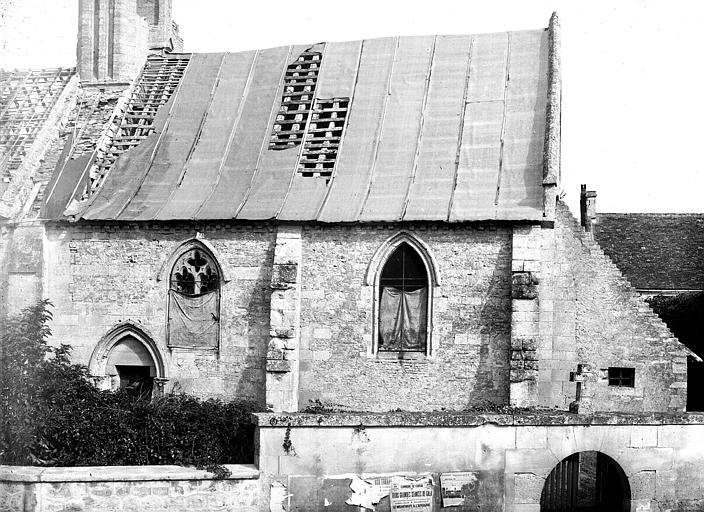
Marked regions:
[440,472,477,507]
[389,476,434,512]
[346,475,392,510]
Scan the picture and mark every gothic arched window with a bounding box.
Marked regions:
[167,245,221,350]
[378,242,428,352]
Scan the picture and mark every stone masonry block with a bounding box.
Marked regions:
[267,359,292,373]
[524,360,538,371]
[271,327,295,339]
[513,473,544,504]
[512,272,539,300]
[522,338,537,351]
[630,427,658,448]
[267,348,284,360]
[271,264,298,288]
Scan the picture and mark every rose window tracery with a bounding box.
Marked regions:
[170,249,220,296]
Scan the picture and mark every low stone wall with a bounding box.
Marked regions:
[254,411,704,512]
[0,464,259,512]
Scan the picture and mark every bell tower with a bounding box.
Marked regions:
[77,0,182,84]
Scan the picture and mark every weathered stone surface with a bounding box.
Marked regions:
[536,203,692,412]
[266,359,292,373]
[297,224,512,412]
[42,222,275,404]
[0,465,259,512]
[512,272,539,300]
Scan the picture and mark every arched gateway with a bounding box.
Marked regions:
[541,451,631,512]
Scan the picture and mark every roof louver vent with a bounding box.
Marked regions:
[269,50,321,150]
[298,97,349,178]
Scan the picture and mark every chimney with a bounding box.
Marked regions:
[580,184,597,232]
[77,0,181,84]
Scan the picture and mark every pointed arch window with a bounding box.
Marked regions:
[167,245,221,350]
[378,242,429,352]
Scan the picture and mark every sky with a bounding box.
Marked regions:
[2,0,702,214]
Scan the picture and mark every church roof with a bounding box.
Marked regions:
[595,213,704,291]
[44,27,559,223]
[0,68,75,200]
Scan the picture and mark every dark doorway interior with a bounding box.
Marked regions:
[687,357,704,411]
[116,365,154,400]
[541,451,630,512]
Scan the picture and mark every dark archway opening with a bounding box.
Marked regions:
[541,451,631,512]
[687,356,704,411]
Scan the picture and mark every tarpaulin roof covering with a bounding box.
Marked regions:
[49,29,552,222]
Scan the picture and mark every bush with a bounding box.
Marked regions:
[0,301,259,467]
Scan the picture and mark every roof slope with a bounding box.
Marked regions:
[595,214,704,290]
[46,27,557,223]
[0,68,74,196]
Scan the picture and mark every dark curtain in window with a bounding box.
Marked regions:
[378,242,429,351]
[379,286,427,350]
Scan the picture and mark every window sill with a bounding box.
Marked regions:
[375,350,427,361]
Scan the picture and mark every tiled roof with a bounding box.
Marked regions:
[595,214,704,290]
[44,23,559,223]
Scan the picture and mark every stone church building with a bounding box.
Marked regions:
[2,2,704,511]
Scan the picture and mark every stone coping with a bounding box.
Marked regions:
[253,411,704,427]
[0,464,259,483]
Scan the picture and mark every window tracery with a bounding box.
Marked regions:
[170,248,220,295]
[167,244,221,350]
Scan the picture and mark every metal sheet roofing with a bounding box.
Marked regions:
[47,25,558,223]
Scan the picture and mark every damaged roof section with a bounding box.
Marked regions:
[0,68,74,196]
[41,54,190,219]
[45,24,558,223]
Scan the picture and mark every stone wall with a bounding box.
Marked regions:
[536,202,691,412]
[255,411,704,512]
[0,464,259,512]
[297,224,513,412]
[43,221,275,402]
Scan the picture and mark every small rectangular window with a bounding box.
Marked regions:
[608,367,635,387]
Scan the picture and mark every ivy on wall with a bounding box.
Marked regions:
[0,301,259,467]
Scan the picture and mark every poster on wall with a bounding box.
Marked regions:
[346,475,393,509]
[390,476,434,512]
[440,472,478,507]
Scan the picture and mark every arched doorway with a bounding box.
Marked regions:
[106,335,157,399]
[89,322,166,398]
[541,451,630,512]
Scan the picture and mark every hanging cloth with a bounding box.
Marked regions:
[168,290,219,349]
[379,286,427,350]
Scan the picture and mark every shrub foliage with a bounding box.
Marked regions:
[0,301,258,467]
